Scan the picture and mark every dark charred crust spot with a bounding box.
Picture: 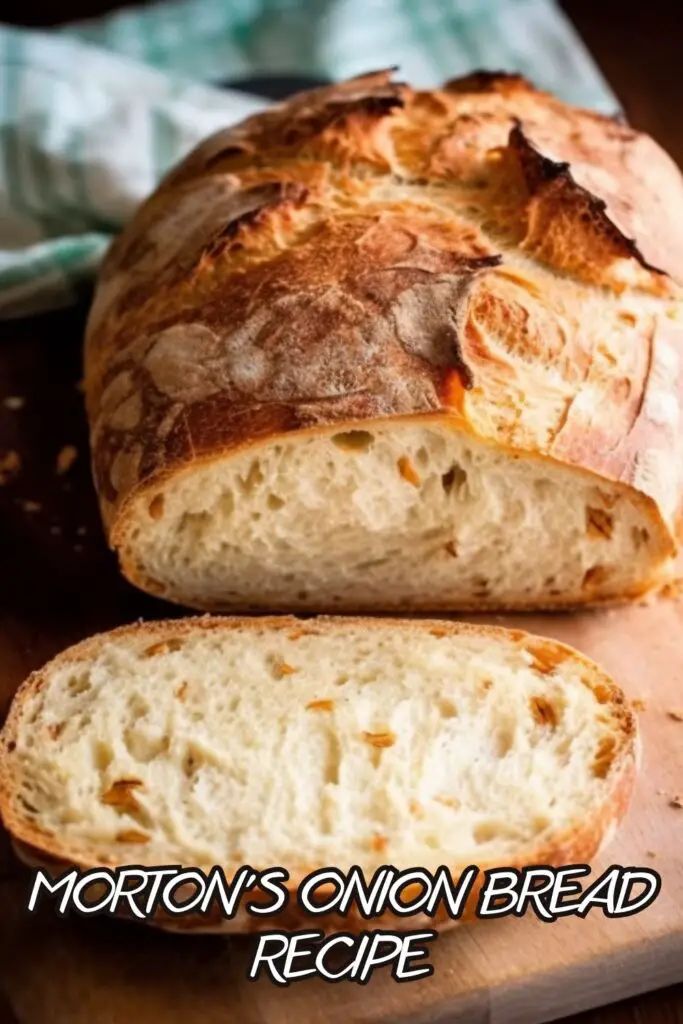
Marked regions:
[510,122,667,277]
[445,70,531,94]
[510,121,570,188]
[349,66,399,81]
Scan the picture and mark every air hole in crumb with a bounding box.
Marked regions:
[143,637,183,657]
[530,696,558,728]
[438,698,458,719]
[473,821,498,843]
[123,728,169,763]
[586,506,613,540]
[583,565,609,588]
[94,741,114,771]
[593,736,616,778]
[441,464,467,494]
[241,461,264,492]
[362,730,395,749]
[631,525,650,549]
[331,430,374,452]
[183,750,200,778]
[397,455,420,486]
[271,659,297,679]
[148,494,164,520]
[495,726,514,757]
[67,672,91,696]
[267,494,285,510]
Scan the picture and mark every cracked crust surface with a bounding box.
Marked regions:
[85,70,683,607]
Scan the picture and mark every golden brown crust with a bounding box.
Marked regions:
[85,70,683,605]
[0,616,637,933]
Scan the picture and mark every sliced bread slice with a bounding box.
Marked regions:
[0,617,636,932]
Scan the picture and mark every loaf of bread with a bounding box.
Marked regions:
[0,617,636,933]
[85,70,683,612]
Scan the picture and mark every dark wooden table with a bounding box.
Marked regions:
[1,2,682,1021]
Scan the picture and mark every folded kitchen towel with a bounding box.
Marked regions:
[0,0,615,318]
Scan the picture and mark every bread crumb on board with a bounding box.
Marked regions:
[667,709,683,722]
[19,499,41,513]
[670,796,683,810]
[631,698,647,711]
[658,578,683,600]
[56,444,78,475]
[0,450,21,485]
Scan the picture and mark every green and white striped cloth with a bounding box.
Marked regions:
[0,0,615,318]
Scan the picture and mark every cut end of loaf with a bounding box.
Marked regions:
[0,617,636,887]
[116,421,673,612]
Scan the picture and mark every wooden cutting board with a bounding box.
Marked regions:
[0,306,682,1024]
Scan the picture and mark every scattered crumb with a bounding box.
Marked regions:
[667,709,683,722]
[56,444,78,475]
[76,525,87,536]
[659,578,683,600]
[49,525,62,536]
[646,850,656,858]
[669,796,683,810]
[362,730,396,749]
[631,698,647,712]
[20,499,41,513]
[3,396,24,411]
[0,450,21,485]
[306,699,334,712]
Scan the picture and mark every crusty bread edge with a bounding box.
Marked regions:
[0,615,638,934]
[106,411,676,612]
